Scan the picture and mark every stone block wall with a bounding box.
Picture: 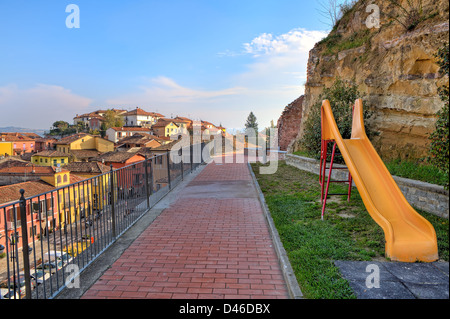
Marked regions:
[286,154,449,218]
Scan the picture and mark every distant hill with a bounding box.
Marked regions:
[0,126,47,137]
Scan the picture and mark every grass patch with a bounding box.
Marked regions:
[384,158,448,187]
[319,29,372,56]
[290,152,448,187]
[251,161,449,299]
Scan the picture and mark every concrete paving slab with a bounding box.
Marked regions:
[433,262,449,276]
[334,260,450,299]
[334,260,399,282]
[402,282,449,299]
[345,279,415,299]
[383,262,448,284]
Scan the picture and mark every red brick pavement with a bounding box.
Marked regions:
[82,160,289,299]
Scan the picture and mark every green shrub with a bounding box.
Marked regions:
[428,44,449,189]
[300,78,377,160]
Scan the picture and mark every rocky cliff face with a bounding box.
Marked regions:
[286,0,449,159]
[277,95,304,151]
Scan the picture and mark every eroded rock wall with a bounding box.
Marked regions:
[277,95,304,151]
[289,0,449,159]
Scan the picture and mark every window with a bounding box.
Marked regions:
[40,158,43,163]
[63,175,68,183]
[54,159,57,166]
[61,159,65,164]
[29,226,37,238]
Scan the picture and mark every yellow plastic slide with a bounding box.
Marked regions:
[321,99,438,262]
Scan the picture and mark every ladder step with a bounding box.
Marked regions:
[326,193,349,196]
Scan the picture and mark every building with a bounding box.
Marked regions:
[54,133,115,159]
[73,109,127,130]
[0,168,89,250]
[34,137,58,153]
[93,151,146,169]
[63,162,110,179]
[0,141,13,157]
[0,133,36,155]
[121,107,164,127]
[0,163,67,186]
[174,116,193,130]
[31,150,70,167]
[115,133,169,151]
[105,127,153,143]
[151,119,188,138]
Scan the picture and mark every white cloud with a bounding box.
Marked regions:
[108,28,327,131]
[232,28,327,129]
[244,28,327,57]
[0,84,92,129]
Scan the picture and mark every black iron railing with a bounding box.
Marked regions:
[0,143,205,299]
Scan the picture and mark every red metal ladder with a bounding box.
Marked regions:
[319,139,353,220]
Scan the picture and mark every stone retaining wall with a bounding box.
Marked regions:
[286,154,449,219]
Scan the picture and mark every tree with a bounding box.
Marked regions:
[101,110,124,132]
[49,121,76,136]
[300,77,377,160]
[245,112,258,135]
[317,0,357,29]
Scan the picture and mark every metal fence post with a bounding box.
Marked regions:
[180,147,184,181]
[190,143,193,172]
[166,150,171,190]
[110,165,116,239]
[144,156,150,209]
[19,189,32,299]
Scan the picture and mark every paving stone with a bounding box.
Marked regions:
[334,260,399,282]
[383,262,448,284]
[82,159,290,299]
[345,279,415,299]
[402,282,449,299]
[334,260,450,299]
[433,262,449,276]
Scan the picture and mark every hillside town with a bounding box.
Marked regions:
[0,107,227,298]
[0,107,225,200]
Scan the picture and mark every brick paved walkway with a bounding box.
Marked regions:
[82,158,289,299]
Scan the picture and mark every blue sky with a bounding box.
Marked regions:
[0,0,334,132]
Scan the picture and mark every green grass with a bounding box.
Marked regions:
[318,29,372,56]
[251,161,449,299]
[384,158,448,187]
[291,152,448,187]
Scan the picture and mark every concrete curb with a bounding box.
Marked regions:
[247,162,304,299]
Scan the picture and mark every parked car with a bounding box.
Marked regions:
[20,270,50,287]
[43,251,73,265]
[37,260,63,274]
[0,275,35,297]
[1,288,20,299]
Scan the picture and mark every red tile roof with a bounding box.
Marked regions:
[0,181,55,205]
[123,107,154,116]
[33,150,69,157]
[53,133,91,145]
[109,127,152,132]
[0,165,69,175]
